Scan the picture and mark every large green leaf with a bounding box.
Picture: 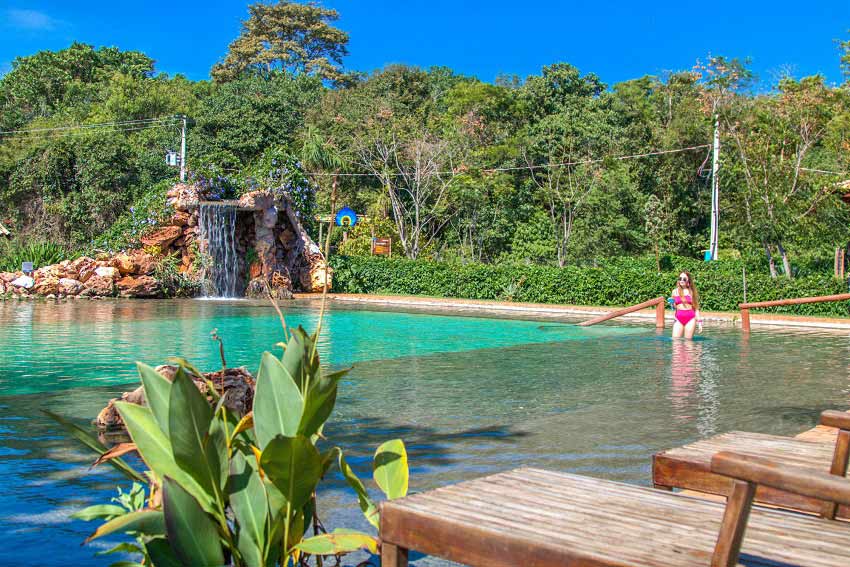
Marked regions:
[280,330,308,391]
[295,529,378,555]
[71,504,127,521]
[260,435,321,511]
[114,402,215,515]
[298,368,349,438]
[84,510,164,543]
[168,368,220,495]
[162,476,225,567]
[143,537,182,567]
[136,362,172,436]
[373,439,408,500]
[229,450,267,567]
[254,352,304,449]
[41,410,144,483]
[338,452,379,529]
[95,542,142,557]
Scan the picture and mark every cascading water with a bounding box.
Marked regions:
[198,201,240,298]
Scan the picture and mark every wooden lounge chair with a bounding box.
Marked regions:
[380,452,850,567]
[653,410,850,519]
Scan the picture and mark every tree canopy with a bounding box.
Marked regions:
[1,9,849,280]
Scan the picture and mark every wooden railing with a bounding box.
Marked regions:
[579,297,666,329]
[739,293,850,332]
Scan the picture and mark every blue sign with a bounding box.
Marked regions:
[335,207,357,227]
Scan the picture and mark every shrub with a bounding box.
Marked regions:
[0,240,72,272]
[91,179,174,253]
[330,255,850,317]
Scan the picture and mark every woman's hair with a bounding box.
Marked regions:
[676,271,699,310]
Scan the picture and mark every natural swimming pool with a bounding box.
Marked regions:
[0,299,848,565]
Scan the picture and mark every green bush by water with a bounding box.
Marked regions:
[0,240,72,272]
[330,255,850,317]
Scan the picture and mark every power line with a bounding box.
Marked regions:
[0,116,181,137]
[306,144,713,177]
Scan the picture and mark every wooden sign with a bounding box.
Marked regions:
[372,237,392,257]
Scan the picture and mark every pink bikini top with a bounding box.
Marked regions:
[673,294,692,305]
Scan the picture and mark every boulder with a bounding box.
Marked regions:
[169,211,191,227]
[33,277,60,296]
[132,250,158,276]
[238,190,274,211]
[300,262,333,293]
[10,275,34,289]
[0,272,18,284]
[69,257,98,283]
[81,275,115,297]
[96,365,255,429]
[113,253,136,276]
[58,278,84,296]
[166,183,202,211]
[116,275,160,298]
[0,282,5,294]
[34,265,62,280]
[140,225,182,249]
[94,266,120,280]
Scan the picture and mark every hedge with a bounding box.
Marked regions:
[329,255,850,317]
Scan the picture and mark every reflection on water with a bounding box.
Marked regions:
[0,300,848,565]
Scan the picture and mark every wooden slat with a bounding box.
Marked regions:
[380,467,850,567]
[653,431,850,518]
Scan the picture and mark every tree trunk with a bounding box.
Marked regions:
[763,240,778,278]
[776,240,792,279]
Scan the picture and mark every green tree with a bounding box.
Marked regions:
[211,0,349,83]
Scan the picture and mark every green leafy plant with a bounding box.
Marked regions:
[0,240,72,272]
[152,253,202,298]
[331,255,850,317]
[47,324,408,566]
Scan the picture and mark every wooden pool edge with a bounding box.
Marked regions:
[293,293,850,331]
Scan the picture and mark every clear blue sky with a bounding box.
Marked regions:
[1,1,848,86]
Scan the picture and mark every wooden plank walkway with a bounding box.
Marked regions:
[380,467,850,567]
[654,430,850,518]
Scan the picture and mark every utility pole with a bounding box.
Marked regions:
[179,115,187,183]
[709,114,720,261]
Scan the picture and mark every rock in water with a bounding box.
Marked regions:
[96,365,255,429]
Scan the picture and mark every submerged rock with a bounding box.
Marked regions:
[96,365,255,429]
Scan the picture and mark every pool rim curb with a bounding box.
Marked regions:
[293,293,850,331]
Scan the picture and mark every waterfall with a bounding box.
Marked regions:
[199,201,239,298]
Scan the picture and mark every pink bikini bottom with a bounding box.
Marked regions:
[675,309,696,326]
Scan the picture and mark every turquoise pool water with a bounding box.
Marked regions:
[0,299,848,565]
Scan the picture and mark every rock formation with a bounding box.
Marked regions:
[0,182,331,299]
[96,365,255,429]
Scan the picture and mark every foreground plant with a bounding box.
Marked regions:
[47,326,408,566]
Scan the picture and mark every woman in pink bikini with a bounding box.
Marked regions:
[671,271,703,339]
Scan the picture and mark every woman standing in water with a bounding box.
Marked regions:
[671,271,703,339]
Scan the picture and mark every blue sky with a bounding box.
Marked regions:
[1,1,848,86]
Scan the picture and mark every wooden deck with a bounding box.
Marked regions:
[653,430,850,518]
[380,467,850,567]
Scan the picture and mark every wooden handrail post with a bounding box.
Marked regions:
[655,298,665,329]
[579,297,667,327]
[738,292,850,333]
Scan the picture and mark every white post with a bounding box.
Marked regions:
[709,114,720,260]
[180,115,187,183]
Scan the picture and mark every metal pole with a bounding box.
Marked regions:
[709,114,720,260]
[180,115,187,183]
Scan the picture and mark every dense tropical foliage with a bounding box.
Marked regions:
[1,1,849,281]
